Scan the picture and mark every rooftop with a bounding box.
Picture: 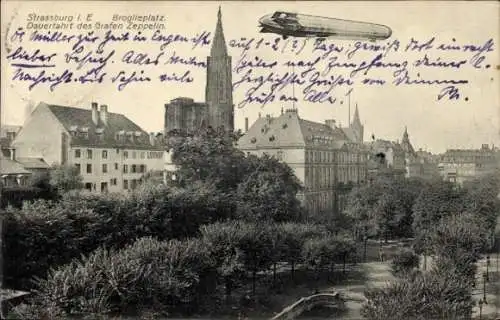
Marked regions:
[37,102,163,150]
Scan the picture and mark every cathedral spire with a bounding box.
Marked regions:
[210,6,228,57]
[352,103,361,124]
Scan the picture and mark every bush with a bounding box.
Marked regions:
[362,269,474,320]
[0,186,58,209]
[390,249,419,277]
[4,182,235,290]
[19,237,216,318]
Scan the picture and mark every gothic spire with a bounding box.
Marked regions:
[352,103,361,124]
[210,6,228,57]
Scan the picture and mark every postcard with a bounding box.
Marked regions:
[0,1,499,319]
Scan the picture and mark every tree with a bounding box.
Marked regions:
[302,234,354,284]
[411,179,466,267]
[390,248,419,277]
[167,128,246,193]
[49,164,83,193]
[200,221,245,297]
[235,154,303,223]
[344,184,380,240]
[462,173,500,242]
[362,270,474,320]
[345,175,421,242]
[168,128,304,224]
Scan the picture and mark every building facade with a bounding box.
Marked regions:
[365,139,406,181]
[164,7,234,135]
[438,144,498,185]
[12,102,164,193]
[238,108,367,216]
[400,127,439,180]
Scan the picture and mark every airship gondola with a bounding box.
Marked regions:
[259,11,392,41]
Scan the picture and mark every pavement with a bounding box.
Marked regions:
[471,255,500,319]
[326,261,395,319]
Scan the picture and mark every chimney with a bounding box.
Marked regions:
[91,102,98,125]
[245,118,249,132]
[100,105,108,125]
[149,132,156,146]
[325,119,336,129]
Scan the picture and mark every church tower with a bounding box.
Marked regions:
[205,7,234,132]
[350,103,364,143]
[401,126,416,155]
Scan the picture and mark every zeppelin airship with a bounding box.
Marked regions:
[258,11,392,41]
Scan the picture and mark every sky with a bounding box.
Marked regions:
[1,0,499,154]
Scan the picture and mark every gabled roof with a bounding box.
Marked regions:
[0,158,32,175]
[16,157,50,169]
[341,127,357,142]
[238,110,352,150]
[367,139,404,153]
[41,103,162,150]
[298,118,349,146]
[238,112,306,149]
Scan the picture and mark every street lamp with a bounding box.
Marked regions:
[478,298,483,320]
[486,255,490,282]
[363,234,368,262]
[482,272,487,303]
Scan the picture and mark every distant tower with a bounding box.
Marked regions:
[205,6,234,132]
[350,103,364,143]
[401,126,415,155]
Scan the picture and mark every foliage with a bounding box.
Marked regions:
[20,237,216,318]
[235,154,303,222]
[411,179,466,255]
[3,199,101,289]
[390,248,419,277]
[4,182,234,289]
[345,175,422,241]
[462,173,500,237]
[167,128,246,192]
[49,164,84,193]
[167,127,304,223]
[362,270,474,320]
[302,234,355,271]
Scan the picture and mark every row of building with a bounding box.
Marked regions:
[1,7,498,216]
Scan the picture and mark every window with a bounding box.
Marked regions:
[123,179,128,190]
[86,164,92,174]
[75,149,81,158]
[75,163,81,173]
[131,165,137,173]
[102,150,108,159]
[79,132,89,139]
[102,164,108,173]
[111,178,117,186]
[132,151,137,159]
[114,163,118,170]
[124,151,128,159]
[140,152,145,159]
[101,182,108,193]
[87,149,92,159]
[140,165,146,173]
[123,164,128,173]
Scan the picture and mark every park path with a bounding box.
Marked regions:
[324,261,395,319]
[472,255,500,319]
